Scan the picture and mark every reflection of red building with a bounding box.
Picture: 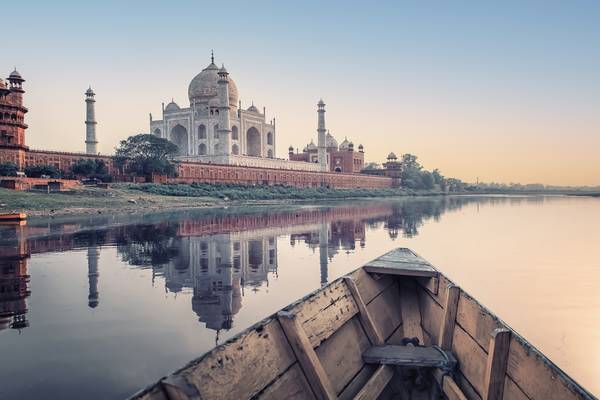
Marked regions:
[0,224,31,332]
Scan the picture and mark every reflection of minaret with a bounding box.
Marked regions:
[87,246,100,308]
[319,222,329,287]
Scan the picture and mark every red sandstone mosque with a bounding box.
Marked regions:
[0,63,397,189]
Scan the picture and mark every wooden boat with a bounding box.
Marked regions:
[130,248,595,400]
[0,212,27,221]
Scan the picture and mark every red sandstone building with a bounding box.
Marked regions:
[0,69,392,189]
[288,133,364,173]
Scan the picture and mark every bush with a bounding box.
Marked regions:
[126,183,426,201]
[0,162,18,177]
[24,164,61,178]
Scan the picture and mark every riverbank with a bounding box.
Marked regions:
[2,183,597,218]
[0,183,442,217]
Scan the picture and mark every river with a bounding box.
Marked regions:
[0,195,598,399]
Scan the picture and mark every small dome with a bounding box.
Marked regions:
[318,99,325,107]
[348,142,354,148]
[387,152,397,160]
[9,69,23,80]
[247,103,259,113]
[306,140,317,151]
[85,86,95,96]
[326,131,338,148]
[358,144,364,149]
[288,145,294,151]
[165,100,180,112]
[339,137,351,150]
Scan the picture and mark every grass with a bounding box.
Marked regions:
[126,182,441,200]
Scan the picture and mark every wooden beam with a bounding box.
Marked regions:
[363,345,456,369]
[442,375,469,400]
[438,284,460,350]
[483,328,511,400]
[344,277,383,345]
[352,365,393,400]
[277,311,337,400]
[399,280,424,343]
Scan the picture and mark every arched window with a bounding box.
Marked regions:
[214,144,219,154]
[267,149,273,158]
[214,124,219,139]
[232,144,239,155]
[170,124,189,155]
[198,125,206,139]
[198,143,207,155]
[267,131,273,145]
[153,128,161,137]
[231,125,239,140]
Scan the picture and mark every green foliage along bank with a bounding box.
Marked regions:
[127,183,442,201]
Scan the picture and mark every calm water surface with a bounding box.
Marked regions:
[0,196,598,399]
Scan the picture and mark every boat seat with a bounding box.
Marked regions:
[363,345,457,369]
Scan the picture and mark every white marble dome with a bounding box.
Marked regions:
[188,61,239,108]
[326,132,338,148]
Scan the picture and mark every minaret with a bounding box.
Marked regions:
[85,87,98,154]
[217,65,232,157]
[317,99,328,172]
[87,245,100,308]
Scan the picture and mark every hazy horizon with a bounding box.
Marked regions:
[4,1,599,185]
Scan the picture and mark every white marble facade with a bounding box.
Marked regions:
[150,55,277,164]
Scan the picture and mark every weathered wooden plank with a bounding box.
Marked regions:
[315,317,371,395]
[443,375,469,400]
[502,376,530,400]
[179,318,296,400]
[363,345,456,368]
[352,365,394,400]
[344,276,383,345]
[291,279,359,348]
[338,365,377,400]
[452,324,487,397]
[506,334,595,400]
[438,284,460,350]
[399,280,425,343]
[418,285,444,346]
[376,247,433,265]
[366,281,403,340]
[350,268,395,305]
[456,292,503,352]
[364,260,437,277]
[483,329,511,400]
[277,312,337,400]
[129,384,169,400]
[256,363,316,400]
[162,374,198,400]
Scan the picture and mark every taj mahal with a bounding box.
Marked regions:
[148,53,313,170]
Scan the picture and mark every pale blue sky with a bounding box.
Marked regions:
[4,1,600,184]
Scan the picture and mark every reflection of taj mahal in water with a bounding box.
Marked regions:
[1,196,480,336]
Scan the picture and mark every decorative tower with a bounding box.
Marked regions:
[85,87,98,154]
[217,65,232,157]
[317,99,328,172]
[0,70,28,157]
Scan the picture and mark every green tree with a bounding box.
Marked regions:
[114,134,178,177]
[0,162,18,177]
[24,164,61,178]
[399,153,424,189]
[72,159,109,177]
[420,170,434,189]
[432,168,444,185]
[362,162,381,170]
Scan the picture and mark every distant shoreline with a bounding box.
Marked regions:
[1,184,598,219]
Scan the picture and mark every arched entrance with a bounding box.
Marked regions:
[198,143,207,155]
[246,127,261,157]
[170,124,188,155]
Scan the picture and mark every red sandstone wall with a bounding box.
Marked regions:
[0,148,391,189]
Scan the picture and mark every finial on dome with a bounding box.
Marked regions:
[211,50,214,64]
